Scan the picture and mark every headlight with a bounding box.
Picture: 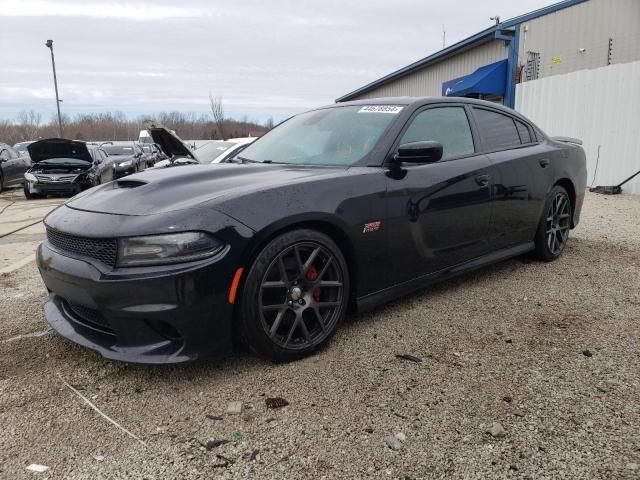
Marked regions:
[116,232,224,267]
[119,159,133,167]
[24,172,37,182]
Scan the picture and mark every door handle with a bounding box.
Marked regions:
[475,174,489,187]
[539,158,550,168]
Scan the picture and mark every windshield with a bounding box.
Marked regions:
[104,145,135,156]
[14,143,30,152]
[239,105,400,166]
[196,141,237,164]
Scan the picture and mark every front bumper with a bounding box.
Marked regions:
[37,241,236,363]
[114,165,137,179]
[26,181,82,196]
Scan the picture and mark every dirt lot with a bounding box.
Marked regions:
[0,192,639,479]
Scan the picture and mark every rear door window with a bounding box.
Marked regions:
[515,119,532,144]
[400,106,475,160]
[473,108,521,150]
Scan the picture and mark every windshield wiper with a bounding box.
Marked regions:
[229,156,286,164]
[234,156,259,163]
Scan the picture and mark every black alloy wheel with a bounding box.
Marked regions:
[534,185,571,261]
[237,229,349,361]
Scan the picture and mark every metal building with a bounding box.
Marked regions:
[336,0,640,108]
[336,0,640,193]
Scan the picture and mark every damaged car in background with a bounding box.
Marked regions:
[24,139,116,199]
[146,126,255,169]
[144,125,202,169]
[103,143,147,179]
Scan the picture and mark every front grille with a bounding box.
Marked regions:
[64,300,115,335]
[36,174,77,183]
[46,227,118,267]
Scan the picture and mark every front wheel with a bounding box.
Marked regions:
[237,229,349,361]
[534,185,572,261]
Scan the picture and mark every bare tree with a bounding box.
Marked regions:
[264,116,275,130]
[0,110,265,145]
[209,94,226,140]
[16,109,42,140]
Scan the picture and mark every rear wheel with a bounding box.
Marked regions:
[534,185,572,261]
[237,229,349,361]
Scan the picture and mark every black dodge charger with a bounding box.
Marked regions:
[37,98,587,363]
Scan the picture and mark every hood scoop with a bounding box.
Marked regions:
[116,179,147,189]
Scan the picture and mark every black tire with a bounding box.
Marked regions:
[236,229,349,362]
[533,185,572,262]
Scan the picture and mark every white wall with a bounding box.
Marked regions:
[516,60,640,195]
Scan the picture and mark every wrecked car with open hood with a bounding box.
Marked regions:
[144,125,202,169]
[24,139,116,199]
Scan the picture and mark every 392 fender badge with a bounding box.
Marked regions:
[363,221,381,233]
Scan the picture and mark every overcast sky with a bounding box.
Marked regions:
[1,0,554,123]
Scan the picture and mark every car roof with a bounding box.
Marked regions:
[316,96,533,122]
[320,97,517,114]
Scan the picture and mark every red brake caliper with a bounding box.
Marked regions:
[306,265,321,301]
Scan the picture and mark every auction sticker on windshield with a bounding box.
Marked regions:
[357,105,404,114]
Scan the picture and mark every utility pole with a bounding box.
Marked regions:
[45,39,63,138]
[442,25,446,48]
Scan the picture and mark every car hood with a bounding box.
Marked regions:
[27,138,92,164]
[147,125,199,162]
[65,163,347,216]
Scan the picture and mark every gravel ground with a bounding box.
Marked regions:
[0,192,639,479]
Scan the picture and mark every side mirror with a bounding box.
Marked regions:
[394,141,443,164]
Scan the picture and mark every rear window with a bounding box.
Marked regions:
[104,145,135,156]
[515,119,532,144]
[473,108,521,150]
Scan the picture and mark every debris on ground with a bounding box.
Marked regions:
[26,464,49,473]
[60,377,147,448]
[93,454,105,462]
[265,397,289,409]
[582,349,593,357]
[204,439,230,450]
[395,354,422,363]
[205,414,224,421]
[249,449,260,461]
[214,454,234,467]
[487,422,507,438]
[384,432,405,451]
[226,401,243,414]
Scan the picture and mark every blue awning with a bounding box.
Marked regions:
[441,60,508,97]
